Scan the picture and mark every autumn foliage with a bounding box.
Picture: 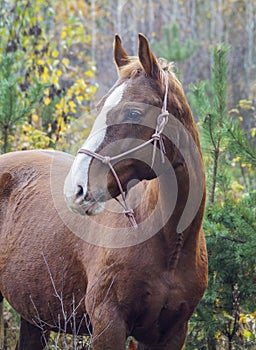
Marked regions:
[0,0,97,154]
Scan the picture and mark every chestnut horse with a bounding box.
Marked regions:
[0,34,207,350]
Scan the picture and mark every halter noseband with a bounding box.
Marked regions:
[78,72,169,228]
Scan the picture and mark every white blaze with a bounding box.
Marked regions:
[64,82,127,200]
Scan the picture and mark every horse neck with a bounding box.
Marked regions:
[140,149,205,269]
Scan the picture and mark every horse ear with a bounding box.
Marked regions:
[138,33,161,79]
[114,34,130,71]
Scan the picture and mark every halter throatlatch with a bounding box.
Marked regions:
[78,72,169,229]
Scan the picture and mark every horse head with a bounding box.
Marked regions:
[64,34,202,227]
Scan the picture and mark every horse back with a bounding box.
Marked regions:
[0,150,72,231]
[0,151,88,329]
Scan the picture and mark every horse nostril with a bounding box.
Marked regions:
[76,185,84,198]
[84,192,92,201]
[76,185,92,202]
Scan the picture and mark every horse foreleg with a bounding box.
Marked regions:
[136,322,188,350]
[88,304,127,350]
[0,292,4,350]
[15,317,49,350]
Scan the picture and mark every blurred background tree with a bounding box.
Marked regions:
[151,23,198,63]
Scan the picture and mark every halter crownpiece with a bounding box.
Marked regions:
[78,71,170,229]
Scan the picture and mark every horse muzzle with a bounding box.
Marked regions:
[64,190,106,216]
[64,171,106,216]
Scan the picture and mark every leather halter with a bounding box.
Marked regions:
[78,72,169,228]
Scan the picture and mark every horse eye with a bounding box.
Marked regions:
[127,109,142,121]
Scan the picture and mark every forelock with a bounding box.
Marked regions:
[118,57,143,79]
[118,56,180,87]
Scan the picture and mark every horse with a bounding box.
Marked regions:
[0,34,207,350]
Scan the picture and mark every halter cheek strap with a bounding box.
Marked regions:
[78,72,169,229]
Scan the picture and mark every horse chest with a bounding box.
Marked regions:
[127,278,190,344]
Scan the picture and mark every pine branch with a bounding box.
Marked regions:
[208,46,229,205]
[219,235,246,244]
[227,124,256,164]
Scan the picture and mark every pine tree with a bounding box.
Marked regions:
[190,45,230,205]
[151,23,198,62]
[187,45,256,349]
[0,52,46,153]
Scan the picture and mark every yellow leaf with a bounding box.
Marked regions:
[85,70,94,78]
[90,85,97,94]
[44,97,51,106]
[52,50,59,58]
[239,313,247,324]
[69,101,76,108]
[32,114,39,123]
[238,99,254,110]
[46,58,53,66]
[232,156,241,163]
[41,67,50,83]
[77,95,83,102]
[67,89,73,99]
[62,58,69,67]
[243,329,253,339]
[37,59,45,66]
[52,76,59,85]
[228,108,239,114]
[75,88,81,95]
[61,31,67,39]
[215,298,221,307]
[56,70,62,77]
[215,331,222,339]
